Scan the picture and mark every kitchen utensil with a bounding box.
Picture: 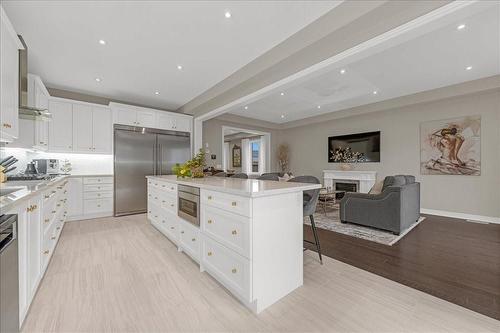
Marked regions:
[2,158,18,169]
[0,156,14,166]
[24,162,38,174]
[4,166,16,174]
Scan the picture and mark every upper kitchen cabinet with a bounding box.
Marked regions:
[157,112,192,133]
[0,7,24,142]
[32,75,50,150]
[48,100,73,152]
[72,103,93,152]
[92,106,112,153]
[111,103,156,128]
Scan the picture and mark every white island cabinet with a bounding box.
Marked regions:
[146,175,320,314]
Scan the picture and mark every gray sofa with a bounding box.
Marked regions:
[339,175,420,235]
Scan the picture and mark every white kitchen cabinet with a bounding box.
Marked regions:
[136,110,156,127]
[72,104,93,152]
[157,112,192,133]
[26,196,42,302]
[48,100,73,152]
[92,106,112,153]
[67,177,83,218]
[113,103,156,127]
[0,7,23,142]
[32,75,50,150]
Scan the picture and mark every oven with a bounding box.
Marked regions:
[177,185,200,227]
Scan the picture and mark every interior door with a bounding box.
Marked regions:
[157,134,191,175]
[114,129,156,215]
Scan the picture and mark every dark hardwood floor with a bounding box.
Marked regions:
[304,214,500,321]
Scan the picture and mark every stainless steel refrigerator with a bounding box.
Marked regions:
[114,124,191,216]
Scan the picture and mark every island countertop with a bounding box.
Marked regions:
[146,175,321,198]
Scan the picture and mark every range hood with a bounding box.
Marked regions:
[18,35,51,121]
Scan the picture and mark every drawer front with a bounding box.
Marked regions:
[201,206,250,259]
[201,189,251,218]
[84,198,113,214]
[148,202,162,224]
[42,188,58,201]
[83,177,113,185]
[148,179,177,195]
[160,210,179,243]
[84,184,113,192]
[148,187,162,207]
[160,194,177,214]
[179,220,200,261]
[201,235,250,301]
[83,191,113,200]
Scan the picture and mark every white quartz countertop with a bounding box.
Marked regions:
[146,175,321,198]
[0,176,69,211]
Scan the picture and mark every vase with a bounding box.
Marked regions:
[340,163,354,171]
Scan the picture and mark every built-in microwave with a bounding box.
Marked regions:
[177,185,200,227]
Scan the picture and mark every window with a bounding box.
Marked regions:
[250,140,260,173]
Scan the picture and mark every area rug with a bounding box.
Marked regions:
[304,207,425,246]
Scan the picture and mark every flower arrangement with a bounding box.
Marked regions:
[330,147,365,163]
[277,144,289,172]
[172,149,206,178]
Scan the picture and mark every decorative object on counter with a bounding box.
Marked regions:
[232,145,241,167]
[277,144,290,172]
[329,147,365,171]
[60,159,72,174]
[172,149,206,178]
[0,166,6,183]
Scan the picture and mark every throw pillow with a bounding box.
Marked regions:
[369,180,384,194]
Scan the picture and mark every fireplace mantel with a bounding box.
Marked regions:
[323,170,377,194]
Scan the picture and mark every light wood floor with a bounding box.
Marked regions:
[22,214,500,332]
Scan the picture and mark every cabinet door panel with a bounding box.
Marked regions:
[48,101,73,151]
[67,177,83,218]
[157,113,174,131]
[174,116,192,133]
[116,108,136,126]
[34,82,49,150]
[72,104,93,152]
[27,198,41,301]
[0,16,19,142]
[92,107,112,153]
[137,110,156,128]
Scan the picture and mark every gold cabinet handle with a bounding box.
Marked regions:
[162,200,165,203]
[231,201,237,206]
[207,251,212,256]
[52,210,56,214]
[44,195,50,199]
[43,250,49,255]
[207,219,212,224]
[97,205,101,208]
[170,204,174,207]
[44,219,49,223]
[162,185,165,188]
[207,195,212,200]
[57,204,61,207]
[191,238,196,242]
[27,207,32,212]
[3,123,12,128]
[154,196,158,199]
[231,230,237,235]
[56,227,61,230]
[181,230,184,234]
[170,187,174,190]
[51,236,56,240]
[170,226,174,230]
[232,268,237,274]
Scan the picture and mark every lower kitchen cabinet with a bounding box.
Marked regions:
[7,178,69,326]
[67,176,114,221]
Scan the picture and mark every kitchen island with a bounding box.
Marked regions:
[146,175,320,314]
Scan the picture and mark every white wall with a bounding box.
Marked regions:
[0,148,113,175]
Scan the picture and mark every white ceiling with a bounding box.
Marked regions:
[228,1,500,124]
[2,1,339,110]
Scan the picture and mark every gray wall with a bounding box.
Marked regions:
[277,89,500,218]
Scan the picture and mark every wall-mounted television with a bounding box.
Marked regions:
[328,131,380,163]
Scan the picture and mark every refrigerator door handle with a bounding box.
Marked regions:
[158,144,162,175]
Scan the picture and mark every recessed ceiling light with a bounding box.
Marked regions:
[177,65,183,70]
[317,105,321,109]
[244,106,248,110]
[155,91,160,95]
[372,90,378,95]
[95,77,101,82]
[280,92,285,96]
[340,69,346,74]
[280,114,285,119]
[224,11,231,18]
[466,66,472,71]
[98,39,106,45]
[457,24,466,30]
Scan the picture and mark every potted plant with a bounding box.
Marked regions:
[172,149,206,178]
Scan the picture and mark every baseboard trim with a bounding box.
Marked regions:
[420,209,500,224]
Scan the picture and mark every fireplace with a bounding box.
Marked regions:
[334,181,359,193]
